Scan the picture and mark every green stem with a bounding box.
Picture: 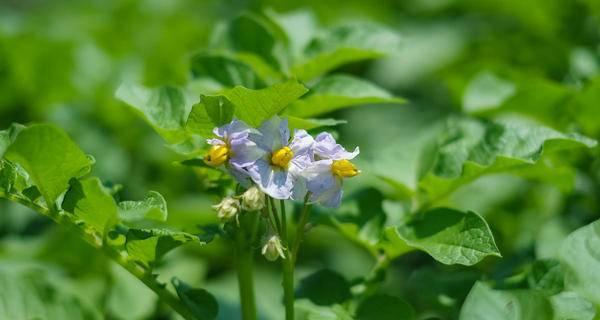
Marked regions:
[0,192,197,320]
[269,197,282,235]
[291,195,312,264]
[279,199,294,320]
[235,216,258,320]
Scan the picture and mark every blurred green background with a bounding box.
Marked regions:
[1,0,599,319]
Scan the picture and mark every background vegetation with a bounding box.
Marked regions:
[1,0,600,319]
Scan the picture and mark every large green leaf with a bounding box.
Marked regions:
[62,177,118,235]
[559,219,600,306]
[190,52,265,89]
[292,23,401,81]
[460,282,595,320]
[385,208,500,265]
[115,82,199,144]
[223,80,308,127]
[419,117,597,205]
[4,124,93,208]
[284,74,405,118]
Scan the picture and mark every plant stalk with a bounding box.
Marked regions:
[235,215,258,320]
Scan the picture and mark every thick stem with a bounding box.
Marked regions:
[236,240,257,320]
[235,215,258,320]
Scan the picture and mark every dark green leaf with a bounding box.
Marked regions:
[227,14,280,68]
[296,269,351,306]
[4,124,93,207]
[172,277,218,320]
[356,294,416,320]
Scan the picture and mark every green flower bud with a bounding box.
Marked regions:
[212,196,240,221]
[261,235,286,261]
[241,186,265,211]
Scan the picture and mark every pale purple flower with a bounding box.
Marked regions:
[246,116,314,199]
[303,132,359,208]
[205,119,264,184]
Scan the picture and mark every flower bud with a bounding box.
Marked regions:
[241,186,265,211]
[212,197,240,221]
[261,235,286,261]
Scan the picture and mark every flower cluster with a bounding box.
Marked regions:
[205,116,360,208]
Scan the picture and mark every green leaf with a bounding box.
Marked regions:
[118,191,168,223]
[0,123,24,158]
[0,263,100,320]
[460,282,553,320]
[292,23,401,81]
[62,177,118,235]
[115,82,199,144]
[125,228,201,268]
[186,95,235,137]
[223,80,308,127]
[227,14,280,68]
[4,124,93,207]
[387,208,500,265]
[559,219,600,306]
[287,116,347,131]
[296,269,351,306]
[356,294,416,320]
[460,282,595,320]
[295,300,354,320]
[284,74,405,118]
[172,277,218,320]
[419,117,597,204]
[190,52,265,89]
[462,71,516,113]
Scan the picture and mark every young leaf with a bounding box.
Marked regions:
[115,82,199,144]
[4,124,93,207]
[284,74,405,118]
[419,117,597,204]
[386,208,500,265]
[62,177,118,235]
[292,23,401,81]
[296,269,351,306]
[0,123,24,158]
[356,294,416,320]
[223,80,308,127]
[118,191,168,223]
[172,277,218,320]
[190,52,266,89]
[559,219,600,306]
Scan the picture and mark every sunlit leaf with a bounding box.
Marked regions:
[115,82,199,144]
[284,74,405,118]
[385,208,500,265]
[4,124,93,207]
[62,177,118,235]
